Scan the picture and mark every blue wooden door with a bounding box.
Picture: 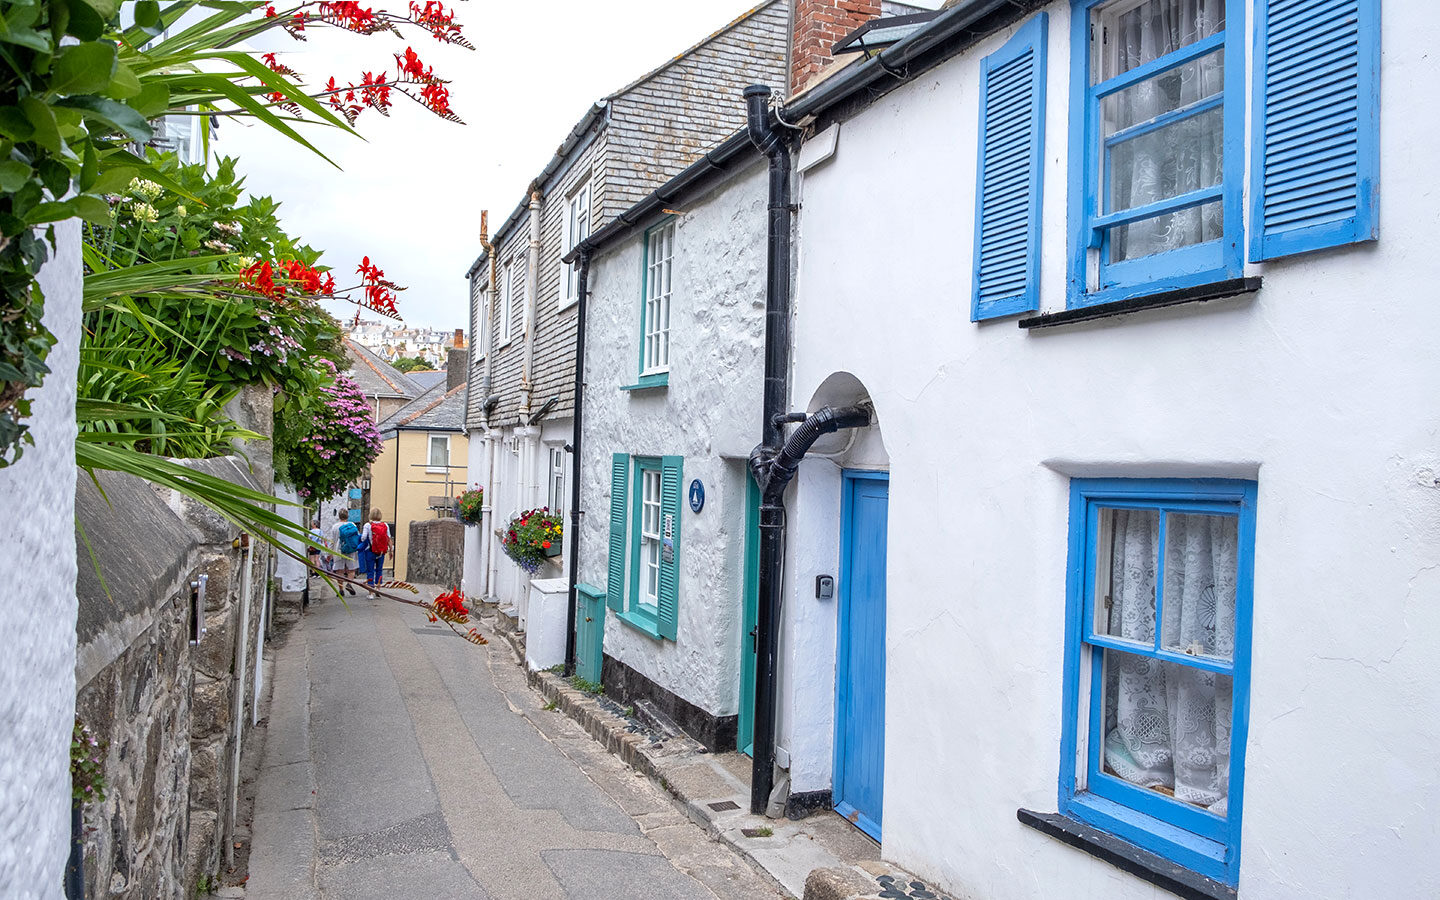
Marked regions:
[738,476,760,757]
[833,472,888,841]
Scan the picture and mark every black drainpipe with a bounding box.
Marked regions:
[744,84,874,817]
[563,249,591,676]
[744,82,795,816]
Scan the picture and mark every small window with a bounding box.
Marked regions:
[1069,0,1243,307]
[641,221,675,376]
[500,257,522,345]
[1062,478,1255,886]
[560,180,591,308]
[606,454,682,641]
[547,446,566,518]
[427,435,449,473]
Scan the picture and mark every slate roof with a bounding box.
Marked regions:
[343,338,419,399]
[379,379,468,436]
[406,370,448,391]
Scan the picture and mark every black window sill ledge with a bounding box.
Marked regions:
[1017,809,1237,900]
[1018,277,1262,330]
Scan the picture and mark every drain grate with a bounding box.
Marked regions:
[707,800,740,812]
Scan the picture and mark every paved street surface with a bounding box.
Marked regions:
[246,585,786,900]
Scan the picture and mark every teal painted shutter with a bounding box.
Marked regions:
[606,454,628,612]
[1250,0,1379,261]
[657,456,682,640]
[971,13,1047,322]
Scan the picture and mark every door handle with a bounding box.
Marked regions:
[585,617,593,622]
[749,625,758,653]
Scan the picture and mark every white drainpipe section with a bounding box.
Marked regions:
[522,191,542,415]
[224,536,254,869]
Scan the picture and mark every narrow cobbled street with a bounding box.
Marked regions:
[246,585,785,900]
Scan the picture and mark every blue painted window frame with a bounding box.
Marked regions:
[633,217,676,390]
[1065,0,1246,308]
[970,13,1048,322]
[1059,477,1256,886]
[617,455,664,639]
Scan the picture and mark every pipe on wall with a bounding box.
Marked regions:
[224,538,254,869]
[563,250,591,676]
[744,82,795,817]
[522,190,542,414]
[479,218,497,600]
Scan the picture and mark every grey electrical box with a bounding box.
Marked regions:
[815,575,834,600]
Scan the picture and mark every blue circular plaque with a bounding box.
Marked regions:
[688,479,705,513]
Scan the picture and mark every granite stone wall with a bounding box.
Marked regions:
[73,386,274,899]
[408,518,464,587]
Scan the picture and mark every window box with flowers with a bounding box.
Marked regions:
[456,486,484,526]
[502,508,563,573]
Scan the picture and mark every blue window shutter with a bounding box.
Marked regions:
[1250,0,1379,261]
[606,453,628,612]
[656,455,683,640]
[971,12,1047,322]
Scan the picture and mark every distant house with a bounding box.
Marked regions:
[342,337,418,424]
[460,0,790,639]
[372,356,469,581]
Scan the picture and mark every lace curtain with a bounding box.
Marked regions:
[1104,0,1226,261]
[1101,509,1237,814]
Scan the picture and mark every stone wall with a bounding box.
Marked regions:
[74,386,274,899]
[407,518,465,587]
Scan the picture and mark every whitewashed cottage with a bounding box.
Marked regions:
[575,0,1440,898]
[459,2,790,662]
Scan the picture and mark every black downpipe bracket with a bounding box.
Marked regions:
[563,250,591,676]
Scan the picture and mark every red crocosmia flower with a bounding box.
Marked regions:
[264,4,276,16]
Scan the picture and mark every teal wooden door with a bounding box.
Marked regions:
[833,471,888,841]
[576,584,606,683]
[738,476,760,757]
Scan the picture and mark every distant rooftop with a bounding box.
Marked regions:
[379,379,467,436]
[343,338,420,399]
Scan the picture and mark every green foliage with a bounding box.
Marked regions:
[70,716,107,805]
[501,507,563,574]
[456,486,483,525]
[272,365,382,501]
[390,355,431,373]
[568,675,602,695]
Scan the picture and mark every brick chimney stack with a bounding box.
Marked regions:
[453,327,465,349]
[791,0,882,94]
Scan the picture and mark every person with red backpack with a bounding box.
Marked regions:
[359,507,390,595]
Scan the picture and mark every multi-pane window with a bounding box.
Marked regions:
[500,257,522,344]
[547,446,566,518]
[1062,478,1255,886]
[561,181,591,307]
[1070,0,1242,305]
[427,435,448,473]
[642,221,674,375]
[639,467,662,609]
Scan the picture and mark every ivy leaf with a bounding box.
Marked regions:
[130,83,169,119]
[63,0,105,42]
[72,193,110,223]
[25,200,76,225]
[51,42,117,97]
[90,164,135,194]
[104,62,140,100]
[54,96,151,142]
[0,160,32,192]
[0,106,34,141]
[133,0,162,36]
[20,96,63,154]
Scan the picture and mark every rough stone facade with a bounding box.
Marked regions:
[407,518,465,587]
[73,386,274,899]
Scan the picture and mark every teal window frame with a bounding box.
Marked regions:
[1059,478,1256,886]
[621,456,664,637]
[611,454,681,641]
[633,217,676,389]
[1066,0,1246,308]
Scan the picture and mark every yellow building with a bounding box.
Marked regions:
[370,374,469,581]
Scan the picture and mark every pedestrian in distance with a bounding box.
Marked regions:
[360,508,390,596]
[329,509,359,595]
[306,518,324,577]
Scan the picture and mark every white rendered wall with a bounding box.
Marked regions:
[275,483,307,592]
[787,5,1440,899]
[461,430,486,597]
[578,161,769,718]
[0,221,81,898]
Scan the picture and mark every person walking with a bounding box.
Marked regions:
[360,508,390,596]
[306,518,324,577]
[328,510,359,595]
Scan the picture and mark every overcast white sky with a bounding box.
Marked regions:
[215,1,790,330]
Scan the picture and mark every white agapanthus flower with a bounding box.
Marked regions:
[128,178,163,200]
[129,202,159,223]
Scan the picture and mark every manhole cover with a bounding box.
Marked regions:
[707,800,740,812]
